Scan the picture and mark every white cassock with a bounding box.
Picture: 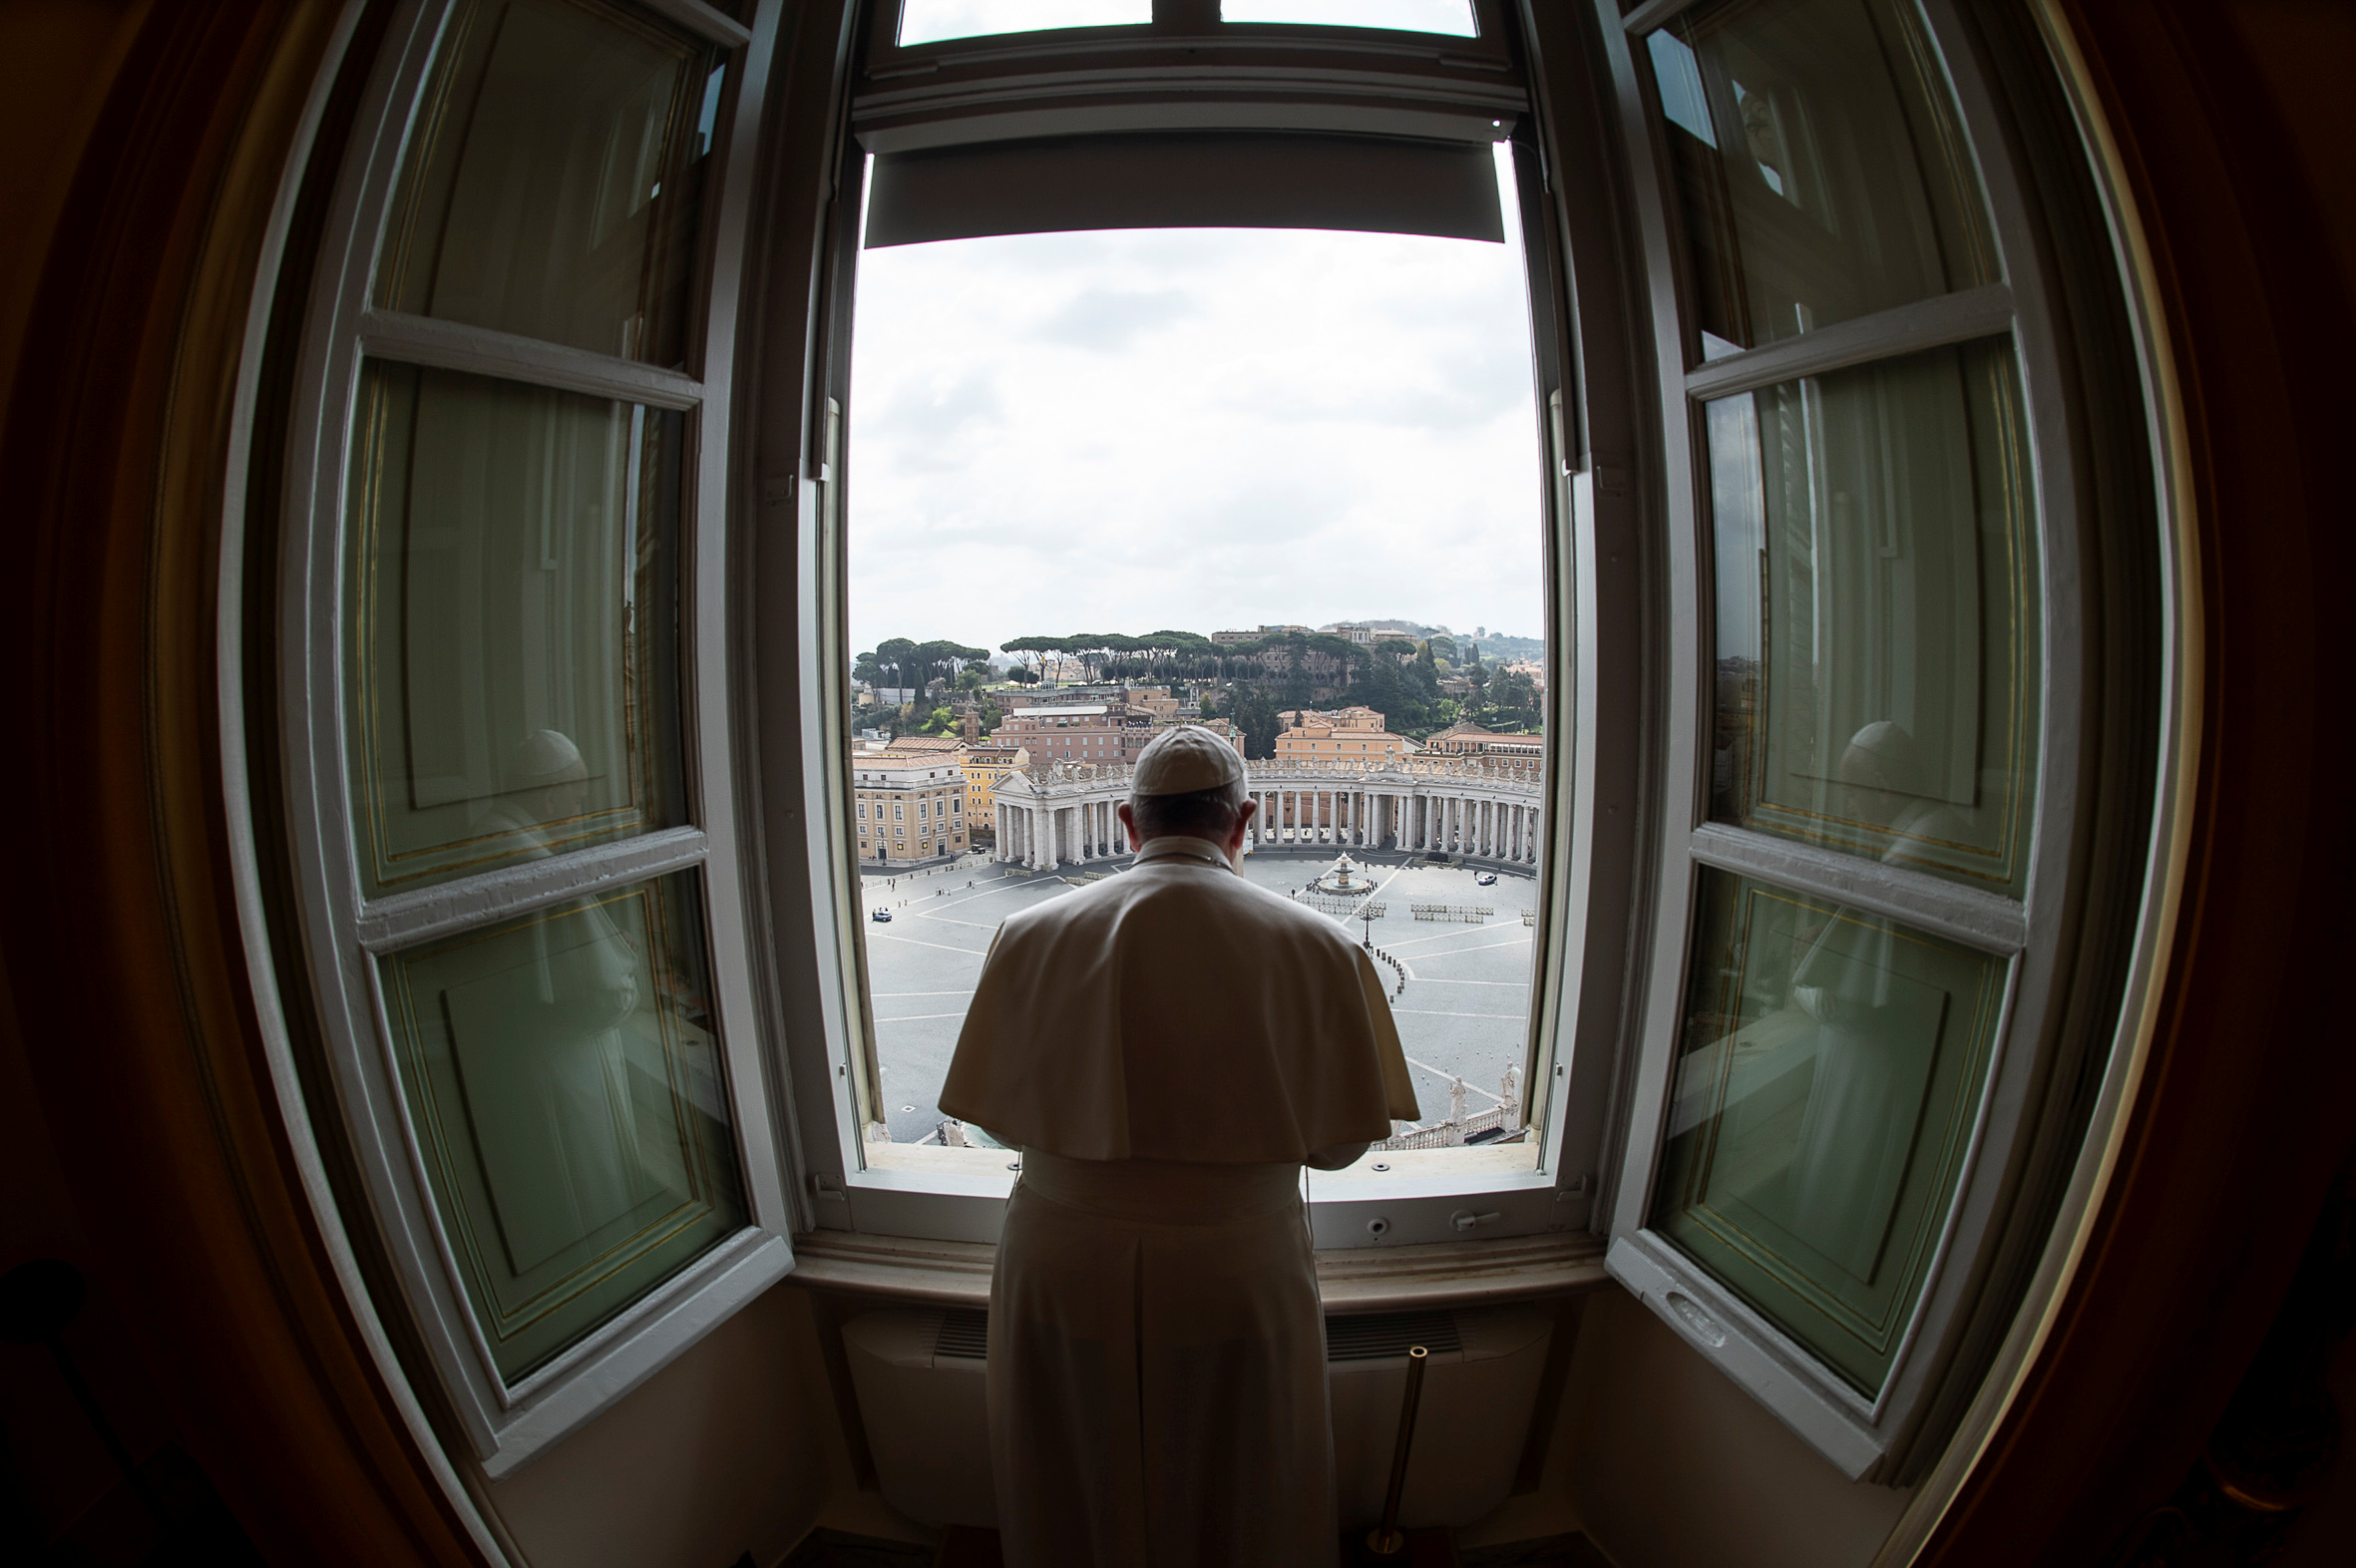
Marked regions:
[939,834,1420,1567]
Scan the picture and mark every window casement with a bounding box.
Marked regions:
[248,0,2176,1493]
[269,0,787,1475]
[765,0,1615,1257]
[1584,0,2170,1484]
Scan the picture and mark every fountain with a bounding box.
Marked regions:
[1313,853,1369,896]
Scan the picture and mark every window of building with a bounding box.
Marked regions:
[826,2,1567,1231]
[1588,0,2167,1480]
[1224,0,1476,36]
[265,0,783,1473]
[899,0,1150,48]
[257,0,2174,1489]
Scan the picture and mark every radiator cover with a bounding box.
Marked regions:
[841,1302,1553,1530]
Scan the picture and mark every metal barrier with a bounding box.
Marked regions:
[1408,903,1494,923]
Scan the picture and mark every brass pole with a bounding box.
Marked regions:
[1366,1345,1429,1557]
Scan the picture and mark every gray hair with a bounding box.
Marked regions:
[1128,775,1251,840]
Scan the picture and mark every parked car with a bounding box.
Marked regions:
[1474,871,1497,887]
[870,909,893,923]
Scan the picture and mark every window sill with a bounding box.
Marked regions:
[786,1227,1610,1312]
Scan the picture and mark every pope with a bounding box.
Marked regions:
[941,723,1420,1567]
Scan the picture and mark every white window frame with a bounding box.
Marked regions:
[766,0,1636,1251]
[265,0,795,1476]
[1592,0,2181,1482]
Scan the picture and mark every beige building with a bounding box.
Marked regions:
[1424,719,1543,760]
[989,702,1155,765]
[961,743,1026,831]
[1191,715,1246,757]
[1275,706,1407,764]
[853,751,970,865]
[1128,685,1182,724]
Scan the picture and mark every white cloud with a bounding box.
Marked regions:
[846,174,1547,659]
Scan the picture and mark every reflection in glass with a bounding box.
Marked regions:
[898,0,1150,47]
[379,0,719,366]
[346,361,683,895]
[380,873,744,1383]
[1708,338,2037,893]
[1648,0,1997,357]
[1222,1,1478,37]
[1652,871,2003,1393]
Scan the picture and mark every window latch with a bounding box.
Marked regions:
[1449,1209,1503,1233]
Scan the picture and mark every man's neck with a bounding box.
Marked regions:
[1134,833,1233,867]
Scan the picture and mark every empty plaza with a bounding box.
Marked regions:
[859,850,1540,1146]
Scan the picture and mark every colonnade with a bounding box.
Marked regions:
[995,793,1129,872]
[991,757,1545,875]
[1245,784,1540,864]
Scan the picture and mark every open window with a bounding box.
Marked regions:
[1592,0,2168,1482]
[270,0,789,1474]
[247,0,2174,1498]
[775,0,1616,1252]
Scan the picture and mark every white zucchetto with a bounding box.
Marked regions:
[1129,723,1245,795]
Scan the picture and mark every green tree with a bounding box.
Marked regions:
[1233,692,1283,758]
[1000,635,1067,681]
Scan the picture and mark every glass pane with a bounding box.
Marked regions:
[345,361,684,896]
[1651,870,2006,1393]
[379,872,745,1383]
[1708,338,2037,894]
[378,0,719,366]
[898,1,1151,46]
[1222,1,1477,36]
[1648,0,1997,359]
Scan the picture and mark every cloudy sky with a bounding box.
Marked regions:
[844,146,1546,662]
[897,1,1477,46]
